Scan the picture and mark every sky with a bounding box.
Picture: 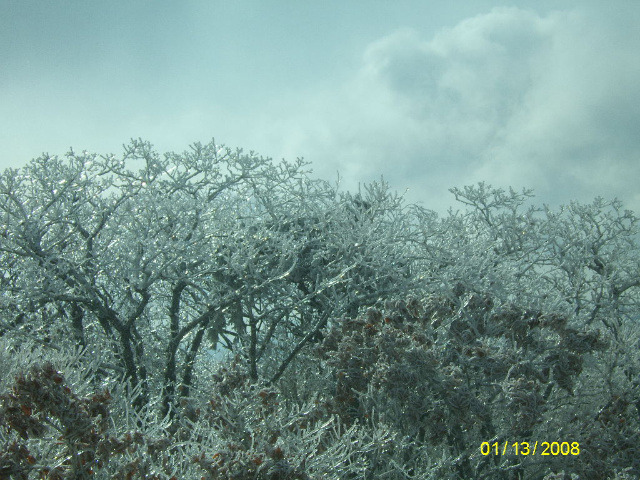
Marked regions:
[2,1,639,215]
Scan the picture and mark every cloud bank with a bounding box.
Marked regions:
[263,6,640,214]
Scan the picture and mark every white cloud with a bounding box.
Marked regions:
[266,6,640,214]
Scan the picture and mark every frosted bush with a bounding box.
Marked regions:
[314,296,634,479]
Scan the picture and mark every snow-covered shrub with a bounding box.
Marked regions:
[0,336,185,479]
[0,337,445,479]
[314,296,636,479]
[177,354,446,479]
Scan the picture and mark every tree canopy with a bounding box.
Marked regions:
[1,139,639,479]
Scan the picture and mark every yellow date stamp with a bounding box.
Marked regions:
[480,441,580,456]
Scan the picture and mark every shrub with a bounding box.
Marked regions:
[314,296,634,479]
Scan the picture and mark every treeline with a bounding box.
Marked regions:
[0,139,638,479]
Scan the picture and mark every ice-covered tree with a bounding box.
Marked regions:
[2,140,639,478]
[0,139,426,421]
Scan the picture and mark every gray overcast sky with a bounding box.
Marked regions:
[2,1,639,214]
